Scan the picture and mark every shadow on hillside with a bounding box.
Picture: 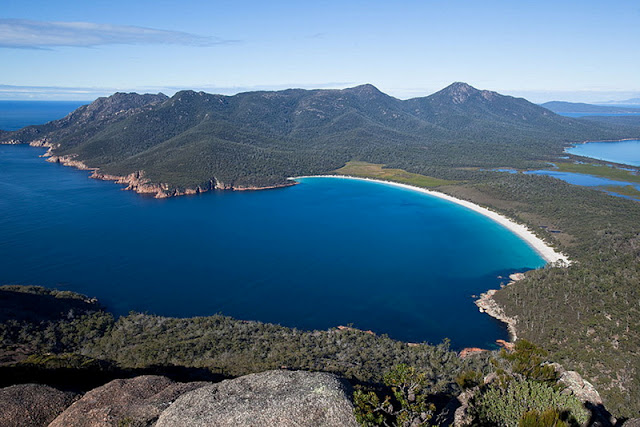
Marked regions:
[585,401,628,427]
[0,360,230,393]
[0,288,100,323]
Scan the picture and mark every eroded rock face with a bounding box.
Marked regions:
[546,363,603,405]
[0,383,77,427]
[156,370,358,427]
[558,370,603,405]
[49,375,207,427]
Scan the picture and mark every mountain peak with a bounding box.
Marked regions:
[440,82,479,103]
[446,82,477,92]
[433,82,502,105]
[342,84,384,97]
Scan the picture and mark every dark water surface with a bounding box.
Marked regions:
[0,102,547,349]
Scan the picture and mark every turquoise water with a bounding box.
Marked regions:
[0,102,547,349]
[566,140,640,166]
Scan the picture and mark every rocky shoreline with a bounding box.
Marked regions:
[474,273,524,344]
[1,139,295,198]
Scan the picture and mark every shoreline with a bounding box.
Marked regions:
[4,142,568,346]
[291,174,573,345]
[0,140,296,198]
[564,138,640,168]
[572,137,640,145]
[47,155,296,198]
[474,273,525,343]
[290,175,570,265]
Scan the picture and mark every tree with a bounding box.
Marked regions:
[353,364,436,426]
[501,340,558,383]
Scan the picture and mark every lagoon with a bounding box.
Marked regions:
[524,169,640,201]
[566,140,640,166]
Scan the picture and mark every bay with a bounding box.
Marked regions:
[0,102,546,349]
[0,145,545,349]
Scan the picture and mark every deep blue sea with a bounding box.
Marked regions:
[0,101,88,131]
[0,102,546,349]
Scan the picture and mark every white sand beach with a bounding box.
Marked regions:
[289,175,570,265]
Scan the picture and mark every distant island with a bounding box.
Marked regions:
[600,97,640,106]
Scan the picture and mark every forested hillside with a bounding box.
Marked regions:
[2,83,635,193]
[439,174,640,417]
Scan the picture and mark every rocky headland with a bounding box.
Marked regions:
[4,140,294,198]
[475,273,525,344]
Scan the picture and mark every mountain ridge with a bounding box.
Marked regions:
[1,82,637,197]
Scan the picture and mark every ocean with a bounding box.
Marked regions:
[0,101,88,131]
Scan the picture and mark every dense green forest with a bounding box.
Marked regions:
[2,83,640,419]
[1,286,470,384]
[2,82,637,192]
[0,286,490,417]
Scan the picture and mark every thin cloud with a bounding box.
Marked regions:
[0,82,360,101]
[0,85,118,101]
[0,19,237,49]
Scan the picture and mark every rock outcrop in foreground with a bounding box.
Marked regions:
[0,384,77,427]
[156,370,357,427]
[49,375,207,427]
[0,370,357,427]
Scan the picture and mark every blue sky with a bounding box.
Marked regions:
[1,0,639,102]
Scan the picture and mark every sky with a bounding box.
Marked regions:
[1,0,639,103]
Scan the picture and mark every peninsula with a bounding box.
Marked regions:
[2,82,638,198]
